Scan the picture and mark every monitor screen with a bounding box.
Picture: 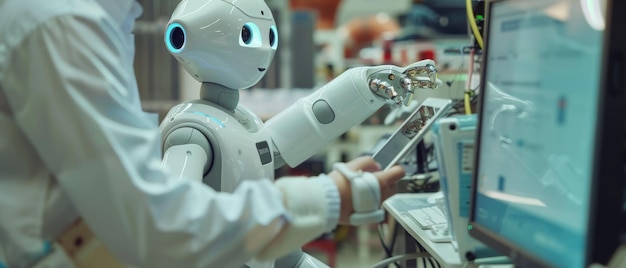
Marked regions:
[469,0,624,267]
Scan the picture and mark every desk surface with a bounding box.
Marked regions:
[383,193,464,268]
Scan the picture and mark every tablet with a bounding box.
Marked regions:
[372,97,453,170]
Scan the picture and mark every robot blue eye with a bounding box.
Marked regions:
[270,25,278,49]
[239,23,262,47]
[165,22,186,53]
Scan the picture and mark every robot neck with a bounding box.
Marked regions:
[199,82,240,111]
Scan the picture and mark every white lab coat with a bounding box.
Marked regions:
[0,0,339,267]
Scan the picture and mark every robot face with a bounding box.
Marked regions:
[164,0,278,89]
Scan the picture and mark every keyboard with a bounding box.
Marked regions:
[408,205,448,229]
[426,223,452,243]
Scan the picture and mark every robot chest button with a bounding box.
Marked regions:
[312,99,335,124]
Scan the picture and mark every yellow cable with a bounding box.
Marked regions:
[466,0,484,49]
[465,0,481,113]
[464,92,472,114]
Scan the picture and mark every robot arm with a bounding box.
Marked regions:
[161,127,213,182]
[265,59,441,168]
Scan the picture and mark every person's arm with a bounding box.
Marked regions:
[0,13,339,267]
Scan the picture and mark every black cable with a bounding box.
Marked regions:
[377,223,391,256]
[445,45,479,100]
[416,242,443,268]
[425,143,435,163]
[432,258,439,268]
[447,44,483,114]
[423,142,432,174]
[407,173,435,193]
[377,221,401,267]
[449,88,480,115]
[377,223,394,257]
[417,243,427,268]
[388,221,399,255]
[416,141,427,174]
[426,257,436,268]
[388,223,401,268]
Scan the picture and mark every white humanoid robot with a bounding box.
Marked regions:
[159,0,441,267]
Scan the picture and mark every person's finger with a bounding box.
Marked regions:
[346,156,381,173]
[374,165,405,188]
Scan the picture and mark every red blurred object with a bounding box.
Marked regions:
[303,238,336,267]
[418,49,436,62]
[382,39,394,64]
[340,14,400,59]
[401,48,409,66]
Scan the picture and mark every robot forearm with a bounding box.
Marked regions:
[264,67,384,167]
[265,60,441,167]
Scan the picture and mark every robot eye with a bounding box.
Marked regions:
[165,22,186,53]
[241,25,252,44]
[269,25,278,50]
[239,23,262,47]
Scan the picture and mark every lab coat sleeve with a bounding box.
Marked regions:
[0,14,338,267]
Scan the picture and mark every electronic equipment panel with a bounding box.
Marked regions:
[468,0,625,267]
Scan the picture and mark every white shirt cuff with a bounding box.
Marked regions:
[312,174,340,232]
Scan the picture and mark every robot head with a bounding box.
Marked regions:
[164,0,278,89]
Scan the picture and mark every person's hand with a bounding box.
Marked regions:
[328,156,405,225]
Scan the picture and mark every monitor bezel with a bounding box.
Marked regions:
[468,0,626,267]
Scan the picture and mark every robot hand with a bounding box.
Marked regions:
[367,59,441,108]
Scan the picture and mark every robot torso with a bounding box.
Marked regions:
[160,99,275,192]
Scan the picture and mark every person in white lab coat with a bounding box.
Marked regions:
[0,0,405,267]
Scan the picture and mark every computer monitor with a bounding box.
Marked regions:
[468,0,625,267]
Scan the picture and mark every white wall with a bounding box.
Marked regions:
[335,0,412,26]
